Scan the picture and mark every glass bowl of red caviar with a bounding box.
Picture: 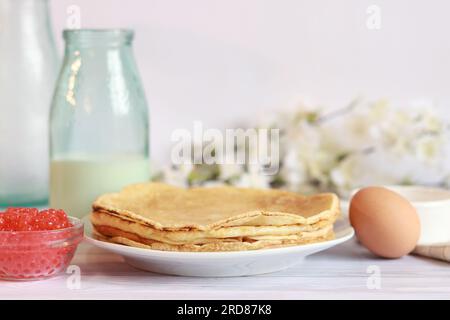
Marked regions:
[0,208,84,281]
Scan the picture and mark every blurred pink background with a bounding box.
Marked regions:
[50,0,450,162]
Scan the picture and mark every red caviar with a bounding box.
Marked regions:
[0,208,83,280]
[0,208,72,231]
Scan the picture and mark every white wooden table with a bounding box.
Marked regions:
[1,238,449,299]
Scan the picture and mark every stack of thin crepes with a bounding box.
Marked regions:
[90,183,341,252]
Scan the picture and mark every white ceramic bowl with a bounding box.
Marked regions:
[343,186,450,246]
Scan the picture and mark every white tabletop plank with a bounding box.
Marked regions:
[1,239,449,300]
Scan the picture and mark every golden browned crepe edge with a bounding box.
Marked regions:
[93,222,334,246]
[93,227,335,252]
[91,210,337,245]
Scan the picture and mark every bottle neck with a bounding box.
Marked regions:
[63,30,134,51]
[59,30,138,102]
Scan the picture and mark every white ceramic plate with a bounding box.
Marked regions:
[84,217,354,277]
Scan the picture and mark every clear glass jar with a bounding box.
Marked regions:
[50,30,150,218]
[0,0,58,206]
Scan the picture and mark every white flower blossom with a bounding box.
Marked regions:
[161,163,194,187]
[219,163,245,181]
[235,165,270,189]
[156,98,450,197]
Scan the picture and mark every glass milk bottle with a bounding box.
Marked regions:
[0,0,58,206]
[50,30,150,218]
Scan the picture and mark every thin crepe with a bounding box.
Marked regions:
[93,228,335,252]
[91,210,336,245]
[92,182,340,231]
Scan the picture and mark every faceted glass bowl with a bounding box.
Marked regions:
[0,217,84,280]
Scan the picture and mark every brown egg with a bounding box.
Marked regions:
[349,186,420,258]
